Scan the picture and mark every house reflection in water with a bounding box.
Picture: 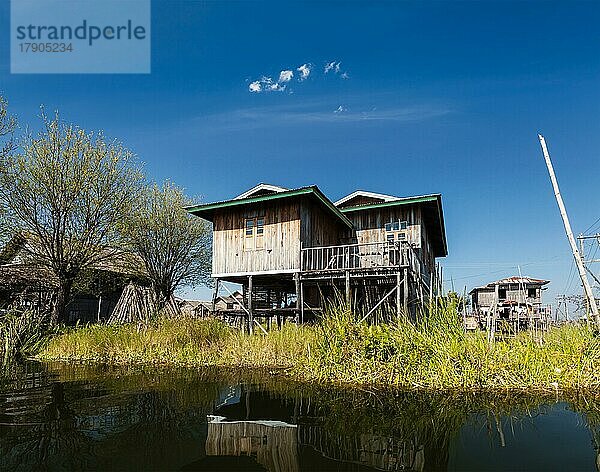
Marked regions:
[204,388,426,472]
[206,416,299,472]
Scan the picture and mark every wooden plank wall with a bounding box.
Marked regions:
[474,285,543,308]
[212,200,301,275]
[348,206,421,246]
[347,206,437,278]
[300,201,348,248]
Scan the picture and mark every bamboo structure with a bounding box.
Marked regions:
[109,283,154,324]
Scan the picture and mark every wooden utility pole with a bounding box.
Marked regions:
[538,134,599,324]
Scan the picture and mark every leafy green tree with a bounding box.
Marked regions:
[122,182,211,313]
[0,111,144,324]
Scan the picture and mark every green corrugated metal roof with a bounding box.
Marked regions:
[338,194,440,212]
[186,186,353,228]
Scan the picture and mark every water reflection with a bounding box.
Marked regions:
[0,362,597,471]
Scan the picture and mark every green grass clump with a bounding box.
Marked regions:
[0,309,53,366]
[38,302,600,393]
[304,301,600,392]
[39,317,315,369]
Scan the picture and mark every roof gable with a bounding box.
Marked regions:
[335,190,399,208]
[235,183,288,200]
[187,185,353,229]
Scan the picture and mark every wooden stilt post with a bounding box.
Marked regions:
[97,294,102,323]
[211,278,220,314]
[345,270,351,307]
[490,283,499,342]
[276,290,282,328]
[248,275,254,334]
[294,273,300,325]
[539,134,599,324]
[266,289,271,330]
[429,270,433,302]
[300,279,305,324]
[403,268,409,315]
[396,271,402,317]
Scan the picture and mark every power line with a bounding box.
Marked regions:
[584,216,600,235]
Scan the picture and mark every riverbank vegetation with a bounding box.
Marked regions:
[0,309,54,366]
[38,300,600,393]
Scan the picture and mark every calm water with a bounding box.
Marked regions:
[0,362,598,471]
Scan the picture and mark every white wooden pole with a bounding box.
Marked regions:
[538,134,599,323]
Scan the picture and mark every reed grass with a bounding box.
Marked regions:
[40,317,316,369]
[38,301,600,393]
[0,309,52,366]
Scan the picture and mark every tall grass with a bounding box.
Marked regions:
[38,301,600,393]
[40,317,316,369]
[0,309,52,366]
[305,300,600,392]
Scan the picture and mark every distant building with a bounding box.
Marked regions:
[470,276,551,330]
[0,233,145,323]
[215,291,244,310]
[177,299,212,318]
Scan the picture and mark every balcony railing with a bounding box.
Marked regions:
[301,241,414,272]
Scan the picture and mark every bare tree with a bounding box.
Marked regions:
[0,111,144,324]
[0,96,17,156]
[0,96,18,245]
[122,181,211,313]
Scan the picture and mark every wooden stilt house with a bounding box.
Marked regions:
[469,276,552,332]
[187,183,447,329]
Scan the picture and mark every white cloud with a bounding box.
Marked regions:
[248,76,287,93]
[325,61,348,78]
[215,103,452,127]
[249,60,348,93]
[324,61,339,74]
[297,63,312,80]
[279,70,294,83]
[268,82,286,92]
[249,81,262,93]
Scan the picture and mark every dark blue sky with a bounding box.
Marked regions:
[1,1,599,305]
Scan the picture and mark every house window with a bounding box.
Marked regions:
[245,219,254,236]
[528,288,537,298]
[256,217,264,249]
[385,220,408,244]
[245,216,265,251]
[498,288,507,300]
